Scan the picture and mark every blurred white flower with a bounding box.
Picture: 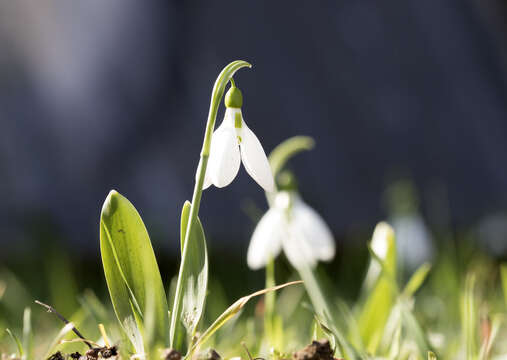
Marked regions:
[203,104,274,192]
[247,191,335,270]
[363,222,396,289]
[391,214,433,269]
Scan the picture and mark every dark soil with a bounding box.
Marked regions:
[292,340,339,360]
[47,345,118,360]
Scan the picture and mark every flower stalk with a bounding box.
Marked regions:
[169,60,252,350]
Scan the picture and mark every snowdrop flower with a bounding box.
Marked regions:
[203,85,274,192]
[247,172,335,270]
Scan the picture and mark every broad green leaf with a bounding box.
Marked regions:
[501,263,507,308]
[403,262,432,298]
[171,201,208,352]
[186,281,302,360]
[100,190,169,348]
[358,222,397,355]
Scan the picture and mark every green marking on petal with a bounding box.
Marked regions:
[235,112,242,129]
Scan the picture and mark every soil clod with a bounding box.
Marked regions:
[100,346,118,358]
[292,340,335,360]
[162,348,182,360]
[204,349,222,360]
[47,352,65,360]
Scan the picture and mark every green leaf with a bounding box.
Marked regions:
[358,222,397,355]
[268,136,315,176]
[402,262,432,298]
[186,281,303,360]
[100,190,169,349]
[171,201,209,352]
[428,351,437,360]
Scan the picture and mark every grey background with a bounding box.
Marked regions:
[1,0,506,258]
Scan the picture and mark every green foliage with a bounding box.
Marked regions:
[187,281,302,359]
[5,328,23,358]
[268,136,315,177]
[100,190,169,351]
[170,201,208,352]
[358,222,397,354]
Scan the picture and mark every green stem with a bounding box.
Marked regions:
[264,257,276,341]
[169,60,251,350]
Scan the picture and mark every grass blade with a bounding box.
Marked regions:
[402,263,432,298]
[461,274,477,360]
[43,322,75,359]
[186,281,303,359]
[6,328,23,358]
[358,222,397,355]
[22,307,32,360]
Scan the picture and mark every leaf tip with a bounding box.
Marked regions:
[102,189,121,219]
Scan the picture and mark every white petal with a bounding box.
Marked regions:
[207,124,240,188]
[239,122,275,192]
[291,199,336,262]
[282,224,318,269]
[202,168,212,190]
[247,208,285,270]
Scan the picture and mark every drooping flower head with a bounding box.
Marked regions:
[203,84,275,192]
[247,171,335,270]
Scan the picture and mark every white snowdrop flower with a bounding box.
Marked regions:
[247,184,335,270]
[203,85,274,192]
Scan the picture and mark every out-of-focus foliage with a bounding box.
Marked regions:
[1,222,507,359]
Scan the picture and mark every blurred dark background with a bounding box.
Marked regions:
[1,0,507,272]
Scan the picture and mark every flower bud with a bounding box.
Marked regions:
[225,86,243,108]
